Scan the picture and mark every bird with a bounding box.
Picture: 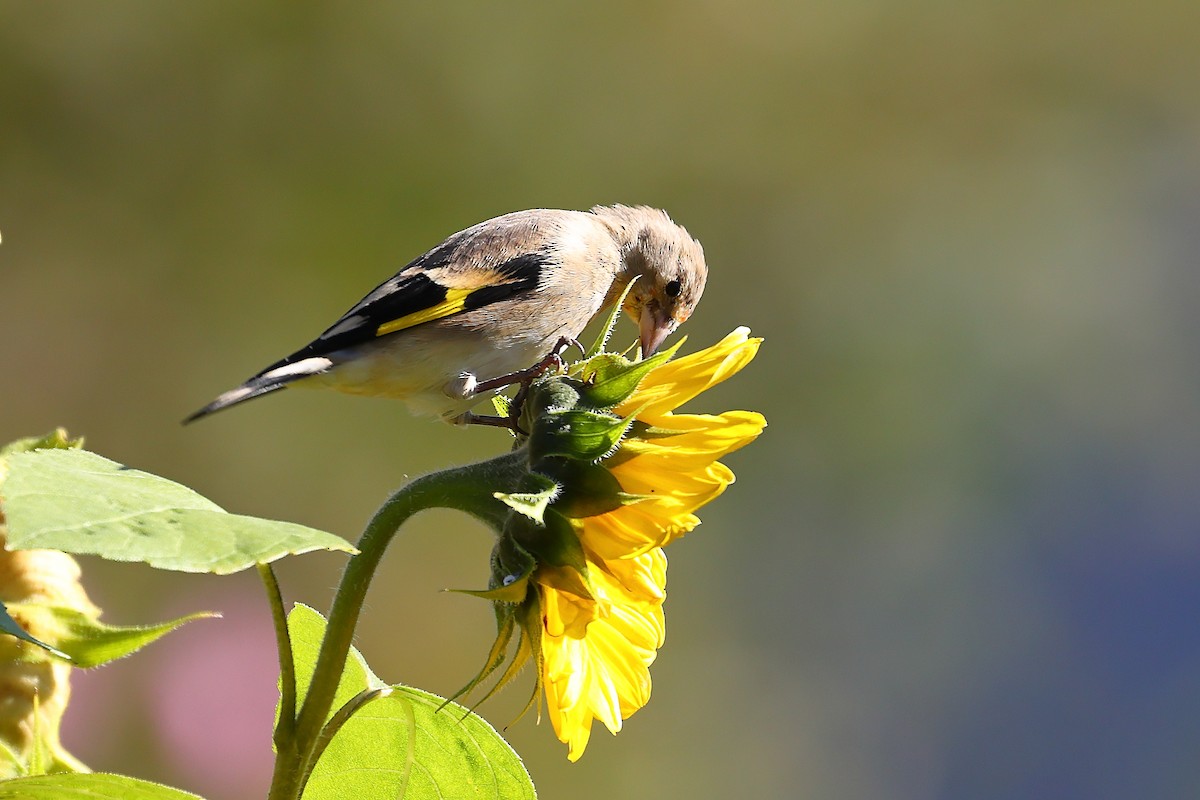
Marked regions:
[184,205,708,424]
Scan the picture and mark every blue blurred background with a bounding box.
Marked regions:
[3,3,1199,798]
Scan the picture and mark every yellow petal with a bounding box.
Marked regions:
[579,504,701,558]
[537,551,666,761]
[623,410,767,460]
[616,327,761,417]
[541,587,595,639]
[592,547,668,607]
[612,459,735,512]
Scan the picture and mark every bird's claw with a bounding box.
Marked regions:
[458,337,584,433]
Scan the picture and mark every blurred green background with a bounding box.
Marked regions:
[4,3,1200,798]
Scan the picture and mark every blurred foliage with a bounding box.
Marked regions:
[3,2,1199,799]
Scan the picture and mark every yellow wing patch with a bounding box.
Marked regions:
[375,287,474,337]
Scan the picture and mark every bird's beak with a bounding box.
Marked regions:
[639,304,675,358]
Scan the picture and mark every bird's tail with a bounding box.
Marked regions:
[183,356,333,424]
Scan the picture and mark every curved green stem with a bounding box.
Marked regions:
[258,562,295,743]
[304,686,394,788]
[266,452,526,800]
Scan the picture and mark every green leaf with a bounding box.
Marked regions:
[0,602,69,660]
[0,773,204,799]
[1,449,356,574]
[0,429,82,462]
[0,429,83,488]
[5,605,217,669]
[306,687,538,800]
[287,605,536,800]
[288,603,379,719]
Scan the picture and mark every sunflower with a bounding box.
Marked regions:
[518,328,764,760]
[461,328,763,759]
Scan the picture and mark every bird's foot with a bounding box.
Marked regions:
[470,337,581,395]
[453,337,583,433]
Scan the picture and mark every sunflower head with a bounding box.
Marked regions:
[457,328,764,760]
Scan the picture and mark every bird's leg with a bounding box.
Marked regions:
[469,337,581,395]
[452,337,583,433]
[455,410,523,431]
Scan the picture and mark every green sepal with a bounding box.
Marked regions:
[447,572,550,727]
[573,352,628,384]
[5,604,217,668]
[625,418,690,441]
[491,393,511,418]
[493,472,560,524]
[469,613,539,722]
[0,684,82,778]
[507,511,589,588]
[447,568,532,605]
[444,610,518,710]
[528,408,632,464]
[517,376,585,436]
[527,376,585,414]
[535,457,625,518]
[576,338,684,408]
[490,534,538,595]
[584,275,639,359]
[448,603,540,720]
[616,491,655,507]
[512,598,547,721]
[0,603,69,661]
[536,564,593,602]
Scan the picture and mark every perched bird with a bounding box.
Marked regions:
[185,205,708,424]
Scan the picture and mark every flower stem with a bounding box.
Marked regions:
[265,453,525,800]
[257,562,295,744]
[305,686,395,787]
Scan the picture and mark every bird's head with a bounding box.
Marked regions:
[596,205,709,357]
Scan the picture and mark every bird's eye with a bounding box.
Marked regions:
[665,279,682,298]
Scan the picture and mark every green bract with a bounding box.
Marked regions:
[5,606,217,669]
[527,407,632,463]
[572,341,681,408]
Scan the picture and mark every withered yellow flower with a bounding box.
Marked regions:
[0,430,95,775]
